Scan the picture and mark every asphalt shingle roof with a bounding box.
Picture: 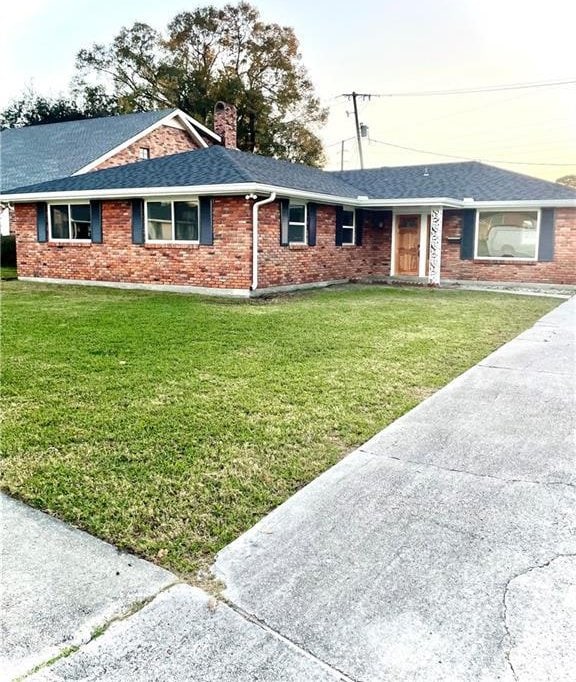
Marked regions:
[4,146,575,204]
[0,109,177,192]
[332,161,576,201]
[4,146,362,198]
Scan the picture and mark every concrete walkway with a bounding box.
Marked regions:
[2,297,575,681]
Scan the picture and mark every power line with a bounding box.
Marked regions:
[367,138,576,166]
[337,78,576,98]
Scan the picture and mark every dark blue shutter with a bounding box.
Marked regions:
[199,197,213,245]
[538,208,555,262]
[460,208,476,260]
[355,209,364,246]
[335,205,344,246]
[90,200,102,243]
[382,210,393,229]
[36,202,48,242]
[280,199,289,246]
[131,199,145,244]
[307,203,317,246]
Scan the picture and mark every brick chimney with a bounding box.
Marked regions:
[213,101,237,149]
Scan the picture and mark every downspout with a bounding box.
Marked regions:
[247,192,276,292]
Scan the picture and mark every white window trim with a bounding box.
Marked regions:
[288,201,307,245]
[474,208,540,262]
[341,206,356,245]
[145,197,200,244]
[48,202,92,242]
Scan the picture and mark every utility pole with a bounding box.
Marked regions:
[342,92,374,169]
[351,92,364,169]
[340,139,345,171]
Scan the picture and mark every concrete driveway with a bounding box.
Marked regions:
[2,296,575,681]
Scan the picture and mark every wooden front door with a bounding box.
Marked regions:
[396,215,421,275]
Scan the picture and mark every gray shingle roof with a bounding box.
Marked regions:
[4,146,575,205]
[332,161,576,201]
[5,146,362,198]
[0,109,178,192]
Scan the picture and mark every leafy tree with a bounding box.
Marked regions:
[0,86,119,129]
[75,2,327,165]
[556,175,576,189]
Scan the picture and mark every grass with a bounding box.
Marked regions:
[1,265,18,280]
[0,281,558,577]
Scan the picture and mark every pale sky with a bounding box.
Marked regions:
[1,0,575,181]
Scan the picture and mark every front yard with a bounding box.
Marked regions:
[0,282,558,576]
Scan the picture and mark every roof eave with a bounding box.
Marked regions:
[2,186,575,209]
[468,199,576,208]
[360,197,463,208]
[0,183,360,204]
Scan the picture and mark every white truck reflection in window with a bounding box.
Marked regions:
[476,211,538,260]
[487,222,537,258]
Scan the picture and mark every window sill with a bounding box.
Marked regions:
[48,241,93,247]
[288,244,308,250]
[474,257,538,264]
[144,243,200,249]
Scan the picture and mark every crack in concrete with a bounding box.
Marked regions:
[501,554,576,682]
[358,448,576,490]
[477,362,569,376]
[223,598,361,682]
[20,580,181,680]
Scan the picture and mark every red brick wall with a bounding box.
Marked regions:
[14,200,393,291]
[94,125,204,170]
[441,208,576,285]
[257,204,391,288]
[13,199,575,291]
[13,198,252,290]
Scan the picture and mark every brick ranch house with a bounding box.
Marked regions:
[0,106,228,235]
[2,143,575,296]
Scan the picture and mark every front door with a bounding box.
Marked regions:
[396,215,421,275]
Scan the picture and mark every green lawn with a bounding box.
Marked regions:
[1,265,18,280]
[0,281,558,577]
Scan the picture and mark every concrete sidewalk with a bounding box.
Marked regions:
[213,296,576,681]
[0,495,338,681]
[2,297,575,681]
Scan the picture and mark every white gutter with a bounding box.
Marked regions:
[465,199,576,208]
[248,192,276,291]
[2,184,574,209]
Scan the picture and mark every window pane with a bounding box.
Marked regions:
[342,210,354,227]
[50,205,69,239]
[174,202,199,241]
[478,211,538,259]
[147,201,172,240]
[70,204,91,239]
[289,204,305,224]
[288,224,305,243]
[342,227,355,244]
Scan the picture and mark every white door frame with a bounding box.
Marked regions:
[391,208,430,277]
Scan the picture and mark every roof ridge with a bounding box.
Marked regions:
[0,109,177,135]
[476,161,576,194]
[220,147,364,195]
[216,147,257,182]
[333,160,478,175]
